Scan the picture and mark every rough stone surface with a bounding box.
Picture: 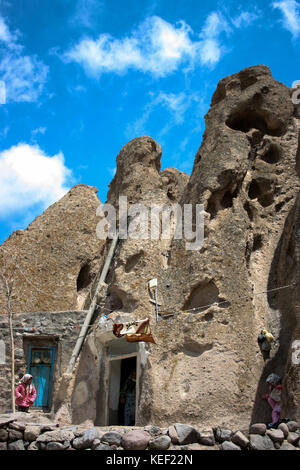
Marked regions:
[249,434,275,450]
[174,423,200,445]
[8,439,25,450]
[199,429,215,446]
[0,429,8,441]
[24,426,41,442]
[148,435,171,450]
[101,431,122,446]
[46,442,66,450]
[0,441,7,450]
[249,423,267,435]
[266,429,285,443]
[144,425,161,435]
[287,421,299,432]
[121,430,151,450]
[36,429,75,443]
[168,425,179,444]
[179,443,210,450]
[278,423,289,438]
[8,429,23,442]
[0,184,104,315]
[220,441,241,450]
[280,441,298,450]
[0,418,299,451]
[27,441,39,451]
[95,443,111,450]
[287,432,300,445]
[72,427,100,449]
[215,427,233,443]
[231,430,249,448]
[9,421,26,431]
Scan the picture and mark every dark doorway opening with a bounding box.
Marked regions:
[108,356,136,426]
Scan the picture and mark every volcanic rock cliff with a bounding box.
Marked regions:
[1,65,300,429]
[0,184,105,313]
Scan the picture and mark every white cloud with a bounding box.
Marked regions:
[32,126,47,137]
[201,11,232,39]
[126,90,201,139]
[0,14,48,102]
[71,0,103,29]
[0,143,72,217]
[0,15,14,42]
[272,0,300,38]
[231,11,261,28]
[0,53,48,103]
[65,14,233,77]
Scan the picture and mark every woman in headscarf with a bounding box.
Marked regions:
[15,374,37,412]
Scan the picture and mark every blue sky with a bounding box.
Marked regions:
[0,0,299,243]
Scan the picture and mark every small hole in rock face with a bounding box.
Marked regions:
[207,198,217,220]
[253,234,263,251]
[125,251,144,273]
[248,179,274,207]
[77,263,92,291]
[249,180,260,200]
[226,107,285,136]
[167,189,176,201]
[261,144,282,164]
[221,187,238,209]
[109,291,123,310]
[207,185,238,219]
[183,281,220,311]
[239,71,258,90]
[275,201,285,212]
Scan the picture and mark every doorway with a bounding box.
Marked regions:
[108,355,137,426]
[27,346,55,409]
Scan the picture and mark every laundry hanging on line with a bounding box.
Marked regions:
[113,318,156,344]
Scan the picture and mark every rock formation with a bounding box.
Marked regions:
[1,65,300,432]
[0,184,104,313]
[71,65,300,430]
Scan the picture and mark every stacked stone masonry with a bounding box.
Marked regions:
[0,413,299,451]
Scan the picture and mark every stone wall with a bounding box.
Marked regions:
[0,413,299,450]
[0,310,88,413]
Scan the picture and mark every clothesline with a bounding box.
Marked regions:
[0,282,295,332]
[158,282,296,318]
[66,280,297,327]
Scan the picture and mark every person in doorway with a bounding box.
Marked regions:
[261,373,282,429]
[120,369,136,426]
[15,374,37,412]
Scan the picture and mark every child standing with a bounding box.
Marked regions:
[262,373,282,429]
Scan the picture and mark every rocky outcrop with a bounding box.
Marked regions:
[0,185,104,313]
[76,65,300,430]
[152,65,300,429]
[269,191,300,423]
[1,65,300,432]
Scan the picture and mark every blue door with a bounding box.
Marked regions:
[27,347,55,408]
